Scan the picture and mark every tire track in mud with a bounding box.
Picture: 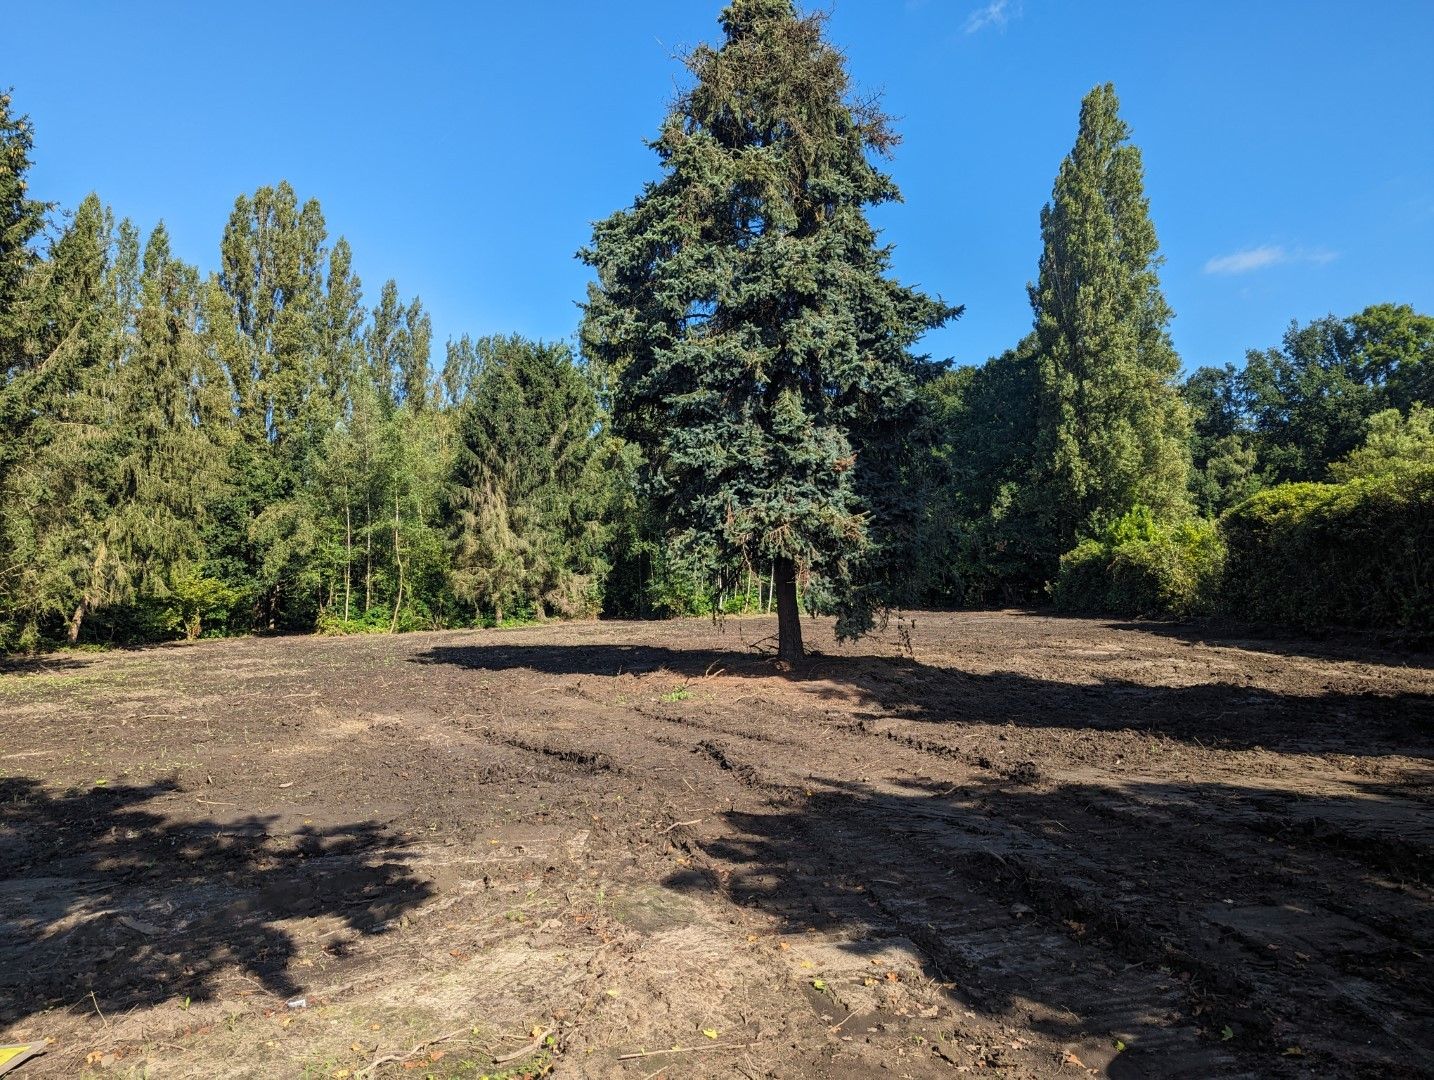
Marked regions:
[481,730,625,775]
[434,658,1434,1075]
[846,709,1433,883]
[627,703,1432,1075]
[658,735,1257,1077]
[822,721,1434,1074]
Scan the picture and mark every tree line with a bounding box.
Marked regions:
[2,1,1430,655]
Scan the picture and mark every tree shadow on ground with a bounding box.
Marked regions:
[0,777,431,1026]
[1083,614,1433,668]
[414,641,1433,1070]
[660,773,1433,1076]
[414,642,1434,760]
[0,653,96,676]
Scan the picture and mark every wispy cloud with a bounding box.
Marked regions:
[964,0,1017,34]
[1203,245,1338,275]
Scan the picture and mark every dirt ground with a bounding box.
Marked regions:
[1,612,1430,1079]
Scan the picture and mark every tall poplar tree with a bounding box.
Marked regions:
[1029,83,1190,556]
[217,182,334,626]
[364,279,433,411]
[440,334,483,409]
[317,236,365,408]
[580,0,957,660]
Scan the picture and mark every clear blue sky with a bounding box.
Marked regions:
[9,1,1433,371]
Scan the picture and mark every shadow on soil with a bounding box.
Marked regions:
[414,641,1434,759]
[666,774,1432,1075]
[0,653,96,676]
[413,640,1434,1072]
[0,777,431,1026]
[1094,616,1434,669]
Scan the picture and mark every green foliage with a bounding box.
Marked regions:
[1241,315,1380,482]
[446,336,609,623]
[4,74,1432,650]
[0,88,49,358]
[1181,304,1433,501]
[1029,84,1191,551]
[922,339,1047,604]
[580,0,958,652]
[1219,468,1434,630]
[2,195,131,645]
[1183,364,1263,514]
[1051,507,1225,618]
[0,153,472,647]
[1191,435,1262,517]
[162,568,243,640]
[1350,302,1433,415]
[1328,405,1434,481]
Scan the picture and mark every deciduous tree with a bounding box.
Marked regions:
[1029,83,1190,554]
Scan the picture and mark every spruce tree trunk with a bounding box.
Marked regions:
[774,555,803,662]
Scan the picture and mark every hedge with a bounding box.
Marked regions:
[1218,465,1434,630]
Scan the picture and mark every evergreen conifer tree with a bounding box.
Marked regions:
[581,0,957,660]
[0,194,124,645]
[447,337,604,623]
[0,90,47,363]
[113,224,231,610]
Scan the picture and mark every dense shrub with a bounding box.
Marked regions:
[1219,465,1434,630]
[1052,507,1225,617]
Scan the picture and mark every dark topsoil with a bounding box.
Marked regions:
[0,611,1430,1078]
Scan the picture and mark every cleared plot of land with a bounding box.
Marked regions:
[0,612,1430,1078]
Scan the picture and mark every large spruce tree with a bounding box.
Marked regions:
[0,90,47,361]
[1029,83,1190,556]
[113,224,232,614]
[1,195,124,646]
[0,89,52,547]
[580,0,957,660]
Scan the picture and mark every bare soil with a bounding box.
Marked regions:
[1,611,1430,1079]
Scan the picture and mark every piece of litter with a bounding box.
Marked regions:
[0,1043,45,1076]
[286,997,307,1010]
[118,915,163,936]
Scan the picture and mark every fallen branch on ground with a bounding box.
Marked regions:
[492,1026,554,1065]
[357,1026,467,1079]
[618,1041,758,1061]
[656,817,704,835]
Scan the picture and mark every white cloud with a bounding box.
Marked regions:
[964,0,1015,34]
[1204,245,1285,274]
[1203,245,1338,275]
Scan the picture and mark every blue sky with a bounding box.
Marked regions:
[9,1,1433,371]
